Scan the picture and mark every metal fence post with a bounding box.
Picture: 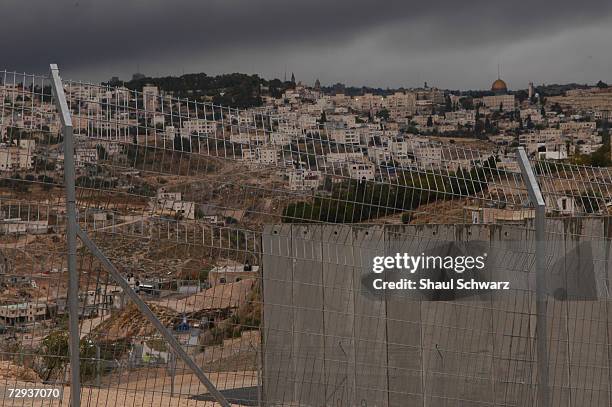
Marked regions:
[517,147,549,407]
[49,64,81,407]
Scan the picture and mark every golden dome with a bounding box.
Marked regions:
[491,78,508,93]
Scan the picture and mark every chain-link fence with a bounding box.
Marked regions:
[0,65,611,406]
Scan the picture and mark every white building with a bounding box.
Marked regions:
[559,121,597,132]
[545,196,579,216]
[75,147,98,167]
[258,147,279,165]
[242,148,257,162]
[288,169,323,191]
[348,163,376,181]
[172,201,195,220]
[208,263,258,286]
[0,302,47,325]
[182,119,216,135]
[142,85,159,112]
[325,152,365,165]
[0,146,33,171]
[270,132,293,146]
[329,128,360,145]
[538,143,568,160]
[414,146,442,168]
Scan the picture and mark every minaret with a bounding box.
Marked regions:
[291,72,296,84]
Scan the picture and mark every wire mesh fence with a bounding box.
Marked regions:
[0,66,611,406]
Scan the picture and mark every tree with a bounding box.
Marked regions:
[587,143,611,167]
[459,97,474,110]
[596,80,608,89]
[38,330,100,382]
[39,330,69,381]
[444,95,452,112]
[401,212,412,224]
[173,135,191,152]
[319,111,327,123]
[426,116,433,127]
[96,145,108,160]
[376,108,390,121]
[484,117,492,133]
[283,172,450,224]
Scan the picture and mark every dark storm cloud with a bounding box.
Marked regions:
[2,0,612,87]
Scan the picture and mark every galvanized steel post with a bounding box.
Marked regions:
[517,147,549,407]
[50,64,81,407]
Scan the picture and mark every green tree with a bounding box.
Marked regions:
[319,111,327,123]
[39,330,69,381]
[96,145,108,160]
[376,109,390,121]
[39,330,99,382]
[459,97,474,110]
[444,95,452,112]
[283,173,447,223]
[401,212,412,224]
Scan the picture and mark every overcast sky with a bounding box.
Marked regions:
[2,0,612,90]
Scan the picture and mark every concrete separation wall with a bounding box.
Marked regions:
[261,220,612,407]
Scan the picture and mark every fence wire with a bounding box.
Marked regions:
[0,69,611,406]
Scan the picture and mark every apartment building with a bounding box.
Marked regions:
[348,163,376,181]
[483,94,516,111]
[325,152,366,165]
[414,146,443,168]
[384,91,417,118]
[288,169,323,191]
[182,119,217,135]
[329,128,360,145]
[74,147,98,167]
[559,121,597,132]
[270,132,293,146]
[242,148,257,162]
[0,302,47,326]
[0,146,32,171]
[258,147,279,165]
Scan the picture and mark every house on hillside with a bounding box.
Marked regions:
[545,195,580,216]
[208,262,258,287]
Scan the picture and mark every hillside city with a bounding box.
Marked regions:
[1,69,612,396]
